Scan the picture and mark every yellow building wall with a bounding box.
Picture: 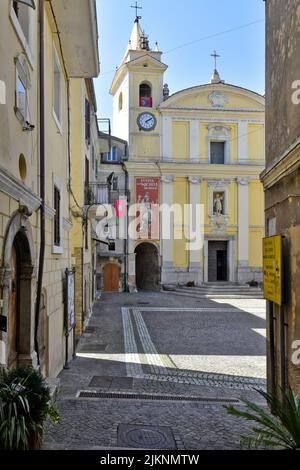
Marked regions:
[200,123,208,162]
[228,183,237,226]
[249,230,264,267]
[173,178,188,267]
[248,124,264,160]
[70,79,84,252]
[201,181,209,225]
[172,121,190,160]
[249,180,264,226]
[132,134,160,159]
[228,123,238,162]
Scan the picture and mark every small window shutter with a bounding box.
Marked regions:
[54,187,61,246]
[85,99,90,143]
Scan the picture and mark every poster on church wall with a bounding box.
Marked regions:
[135,177,160,240]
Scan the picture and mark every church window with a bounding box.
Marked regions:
[210,142,225,164]
[139,82,152,107]
[119,92,123,111]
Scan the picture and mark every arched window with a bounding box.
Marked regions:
[139,82,152,107]
[119,92,123,111]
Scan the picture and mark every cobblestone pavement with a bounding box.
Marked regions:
[44,292,267,450]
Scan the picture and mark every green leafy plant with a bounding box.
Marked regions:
[226,387,300,450]
[0,365,59,450]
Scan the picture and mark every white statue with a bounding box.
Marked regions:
[214,193,224,216]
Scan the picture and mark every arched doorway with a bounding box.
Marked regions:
[7,230,33,368]
[135,243,160,291]
[103,263,120,292]
[1,209,36,368]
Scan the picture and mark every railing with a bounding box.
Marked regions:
[84,183,129,206]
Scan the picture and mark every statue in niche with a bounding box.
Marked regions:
[213,192,224,216]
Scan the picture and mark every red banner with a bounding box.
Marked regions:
[135,177,160,240]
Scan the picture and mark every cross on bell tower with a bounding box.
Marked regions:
[131,2,142,23]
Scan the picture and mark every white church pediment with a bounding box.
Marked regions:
[127,54,168,71]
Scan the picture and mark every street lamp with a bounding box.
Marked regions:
[14,0,36,9]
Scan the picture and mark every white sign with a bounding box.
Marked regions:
[0,81,6,104]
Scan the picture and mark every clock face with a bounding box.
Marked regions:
[137,112,157,131]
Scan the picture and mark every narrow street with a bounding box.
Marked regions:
[44,292,266,450]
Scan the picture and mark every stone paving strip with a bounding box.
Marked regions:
[121,307,143,377]
[122,306,266,391]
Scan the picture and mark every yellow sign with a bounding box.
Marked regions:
[263,235,282,305]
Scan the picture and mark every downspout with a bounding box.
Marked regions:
[34,0,45,366]
[122,160,129,292]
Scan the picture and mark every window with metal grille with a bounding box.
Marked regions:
[54,186,61,246]
[210,142,225,164]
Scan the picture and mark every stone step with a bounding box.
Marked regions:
[179,286,262,292]
[164,290,264,300]
[177,287,262,293]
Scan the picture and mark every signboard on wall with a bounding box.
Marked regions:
[65,269,76,331]
[263,235,283,305]
[135,177,160,240]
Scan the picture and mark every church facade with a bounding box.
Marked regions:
[110,19,265,291]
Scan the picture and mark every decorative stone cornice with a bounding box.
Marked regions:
[161,176,175,184]
[237,177,251,186]
[260,140,300,189]
[0,165,41,212]
[45,205,56,220]
[188,176,202,184]
[206,179,232,188]
[63,218,73,231]
[207,124,231,133]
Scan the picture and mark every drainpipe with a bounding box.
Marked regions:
[122,161,129,292]
[34,0,45,367]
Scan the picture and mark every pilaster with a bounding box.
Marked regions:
[237,177,250,283]
[161,176,175,283]
[188,176,202,284]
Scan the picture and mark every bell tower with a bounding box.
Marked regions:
[110,13,168,160]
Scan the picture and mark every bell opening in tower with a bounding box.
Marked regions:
[139,82,152,108]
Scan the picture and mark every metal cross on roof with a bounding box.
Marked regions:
[211,50,220,70]
[131,2,142,21]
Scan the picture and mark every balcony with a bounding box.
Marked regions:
[84,183,130,206]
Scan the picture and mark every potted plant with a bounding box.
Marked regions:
[226,387,300,450]
[0,365,59,450]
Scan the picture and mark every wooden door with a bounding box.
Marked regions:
[103,264,120,292]
[8,245,18,368]
[217,250,228,281]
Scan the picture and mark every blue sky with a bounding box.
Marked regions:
[95,0,265,121]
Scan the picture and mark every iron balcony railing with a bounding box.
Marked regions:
[84,183,130,206]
